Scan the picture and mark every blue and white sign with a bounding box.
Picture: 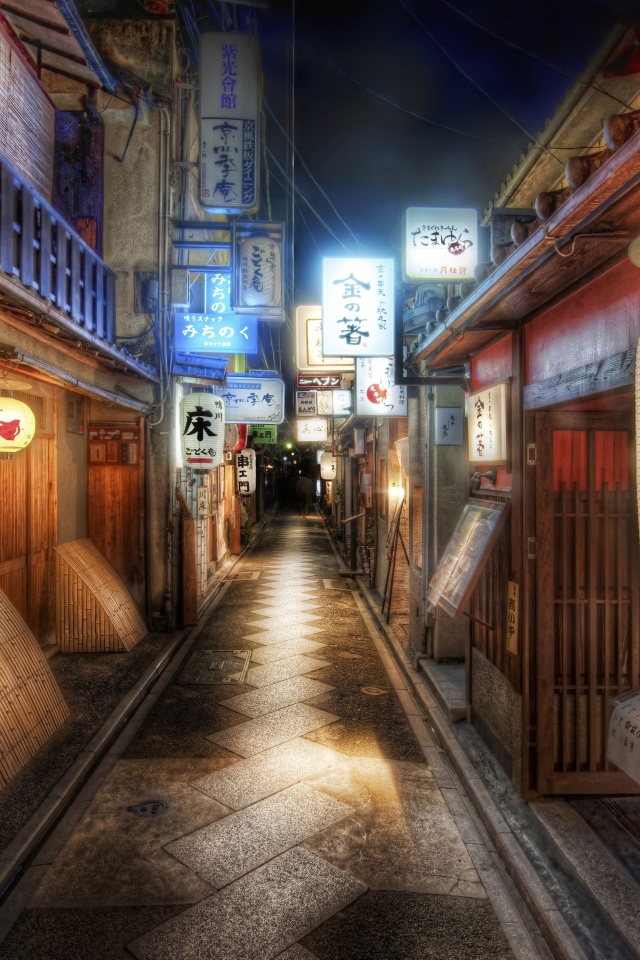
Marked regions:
[215,376,284,424]
[404,207,477,282]
[174,273,258,354]
[199,33,260,214]
[355,358,407,417]
[322,258,395,358]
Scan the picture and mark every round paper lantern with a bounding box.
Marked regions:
[320,452,337,480]
[0,397,36,452]
[224,424,239,449]
[179,392,225,470]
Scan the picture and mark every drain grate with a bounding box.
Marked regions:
[128,799,170,819]
[179,649,252,684]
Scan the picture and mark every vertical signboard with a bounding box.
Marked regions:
[235,449,256,494]
[179,392,225,469]
[199,32,260,214]
[174,272,258,354]
[468,383,507,463]
[355,358,407,416]
[322,259,395,358]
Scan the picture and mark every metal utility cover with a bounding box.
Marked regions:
[179,650,252,684]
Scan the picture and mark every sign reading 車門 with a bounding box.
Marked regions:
[322,259,395,358]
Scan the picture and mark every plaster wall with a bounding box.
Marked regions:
[471,647,522,791]
[408,392,426,656]
[56,388,88,544]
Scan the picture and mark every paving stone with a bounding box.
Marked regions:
[249,639,327,664]
[247,612,323,630]
[245,655,332,687]
[166,783,355,887]
[206,702,339,757]
[127,847,367,960]
[255,598,322,611]
[192,737,343,809]
[220,677,334,718]
[241,624,325,644]
[276,946,319,960]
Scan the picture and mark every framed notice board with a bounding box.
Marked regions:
[426,498,510,620]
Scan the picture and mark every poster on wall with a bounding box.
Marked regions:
[355,358,407,416]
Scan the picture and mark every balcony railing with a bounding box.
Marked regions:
[0,155,115,345]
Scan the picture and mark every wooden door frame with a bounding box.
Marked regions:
[535,409,640,795]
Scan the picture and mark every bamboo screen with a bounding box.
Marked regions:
[0,588,68,787]
[55,540,147,653]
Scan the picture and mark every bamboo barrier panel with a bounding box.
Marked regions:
[54,539,147,653]
[0,588,68,788]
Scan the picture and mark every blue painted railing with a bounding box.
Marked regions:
[0,155,115,345]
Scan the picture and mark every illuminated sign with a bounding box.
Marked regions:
[235,448,256,495]
[294,306,354,371]
[296,389,352,417]
[355,358,407,417]
[174,272,258,354]
[249,424,277,444]
[322,258,395,358]
[199,33,260,214]
[404,207,477,282]
[468,383,507,463]
[296,418,328,442]
[215,375,284,424]
[178,391,225,470]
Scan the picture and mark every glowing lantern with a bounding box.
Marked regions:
[0,397,36,452]
[320,452,337,480]
[178,392,225,470]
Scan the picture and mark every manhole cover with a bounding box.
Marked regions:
[361,686,388,696]
[128,799,170,819]
[179,650,251,684]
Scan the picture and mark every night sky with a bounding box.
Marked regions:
[259,0,640,304]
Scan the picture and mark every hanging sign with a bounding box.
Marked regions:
[320,452,337,480]
[294,306,354,371]
[468,383,507,463]
[296,373,343,389]
[216,375,284,424]
[0,397,36,452]
[197,487,209,517]
[355,358,407,416]
[404,207,477,282]
[506,581,519,655]
[296,418,328,442]
[179,391,225,469]
[224,423,239,449]
[174,273,258,354]
[235,448,256,495]
[322,258,395,358]
[199,32,260,214]
[249,424,277,444]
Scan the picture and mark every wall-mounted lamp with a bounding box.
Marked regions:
[469,466,496,494]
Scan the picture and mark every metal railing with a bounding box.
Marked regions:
[0,155,115,344]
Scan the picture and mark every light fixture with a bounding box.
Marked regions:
[469,466,497,494]
[0,396,36,454]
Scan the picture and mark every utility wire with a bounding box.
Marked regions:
[264,98,364,248]
[397,0,563,164]
[433,0,635,112]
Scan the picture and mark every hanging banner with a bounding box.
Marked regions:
[179,391,225,470]
[296,418,328,442]
[235,448,256,495]
[250,424,277,444]
[355,358,407,416]
[322,258,395,358]
[294,306,354,371]
[404,207,477,282]
[468,382,508,464]
[320,452,337,480]
[216,375,284,423]
[199,32,260,214]
[174,272,258,354]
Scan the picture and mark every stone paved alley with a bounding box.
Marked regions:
[0,512,548,960]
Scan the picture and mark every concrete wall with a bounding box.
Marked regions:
[56,388,88,544]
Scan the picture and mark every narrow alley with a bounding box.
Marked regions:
[0,511,545,960]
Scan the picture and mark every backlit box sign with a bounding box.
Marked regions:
[355,358,407,417]
[404,207,477,282]
[296,373,343,389]
[296,418,328,442]
[468,383,507,463]
[178,391,225,470]
[233,223,285,320]
[174,272,258,355]
[199,32,260,214]
[215,376,285,424]
[249,424,277,444]
[296,389,352,417]
[322,259,395,358]
[294,306,354,372]
[235,449,256,495]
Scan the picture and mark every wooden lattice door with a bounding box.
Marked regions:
[536,412,640,795]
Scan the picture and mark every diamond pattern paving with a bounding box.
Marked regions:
[249,638,326,664]
[245,655,331,687]
[166,783,354,887]
[127,847,367,960]
[220,676,334,718]
[206,702,338,757]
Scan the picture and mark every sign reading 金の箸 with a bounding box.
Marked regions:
[199,33,260,214]
[322,259,395,358]
[174,273,257,354]
[355,358,407,417]
[468,383,507,463]
[404,207,477,282]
